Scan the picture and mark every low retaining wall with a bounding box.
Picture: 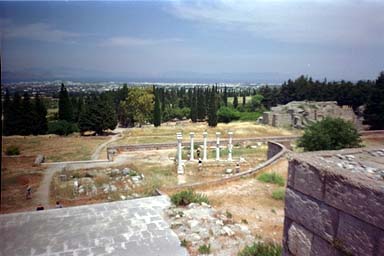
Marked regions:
[283,150,384,256]
[164,141,287,192]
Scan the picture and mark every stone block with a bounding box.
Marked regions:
[310,235,340,256]
[336,212,378,256]
[292,160,324,200]
[287,223,313,256]
[324,173,384,229]
[285,188,338,242]
[287,160,296,188]
[378,231,384,256]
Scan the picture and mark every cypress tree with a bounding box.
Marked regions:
[34,93,48,135]
[233,93,238,109]
[242,93,246,107]
[197,87,206,120]
[58,83,73,122]
[3,89,11,135]
[190,87,197,122]
[208,87,218,127]
[153,86,161,127]
[10,92,24,135]
[223,86,228,106]
[21,92,33,135]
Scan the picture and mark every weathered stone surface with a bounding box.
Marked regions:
[378,231,384,256]
[287,222,313,256]
[324,172,384,230]
[292,160,324,200]
[336,212,378,256]
[287,160,296,188]
[0,196,188,256]
[310,235,340,256]
[285,188,338,242]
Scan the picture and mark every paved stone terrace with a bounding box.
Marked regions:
[0,196,188,256]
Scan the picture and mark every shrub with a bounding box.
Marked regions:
[257,172,285,186]
[297,117,362,151]
[225,210,233,218]
[6,145,20,155]
[170,190,209,206]
[271,188,285,201]
[217,106,240,123]
[238,241,282,256]
[238,111,262,121]
[48,120,79,136]
[180,239,189,247]
[198,244,211,254]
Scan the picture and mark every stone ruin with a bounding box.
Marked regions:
[283,147,384,256]
[260,101,358,129]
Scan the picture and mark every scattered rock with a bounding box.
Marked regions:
[34,154,45,166]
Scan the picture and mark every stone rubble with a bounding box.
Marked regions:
[165,202,256,256]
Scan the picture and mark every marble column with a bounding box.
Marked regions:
[177,133,184,174]
[203,132,208,161]
[216,132,221,161]
[228,131,233,161]
[190,132,195,161]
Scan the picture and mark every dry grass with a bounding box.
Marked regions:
[195,158,288,243]
[2,134,110,162]
[112,121,299,146]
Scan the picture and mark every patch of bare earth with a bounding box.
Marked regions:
[196,158,288,243]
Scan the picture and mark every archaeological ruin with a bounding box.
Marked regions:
[261,101,359,129]
[283,147,384,256]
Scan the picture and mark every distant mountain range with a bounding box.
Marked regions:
[2,67,289,84]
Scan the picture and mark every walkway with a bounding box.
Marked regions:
[0,195,188,256]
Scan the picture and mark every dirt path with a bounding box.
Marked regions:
[33,163,66,207]
[91,133,123,160]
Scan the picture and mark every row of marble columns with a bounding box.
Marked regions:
[176,131,234,174]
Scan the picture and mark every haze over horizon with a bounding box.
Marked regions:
[1,0,383,83]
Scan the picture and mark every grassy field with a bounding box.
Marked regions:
[112,121,299,146]
[2,135,110,162]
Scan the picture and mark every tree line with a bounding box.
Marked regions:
[2,71,383,136]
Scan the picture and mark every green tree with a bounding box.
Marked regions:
[3,89,12,135]
[297,117,362,151]
[153,86,161,127]
[233,94,238,109]
[190,87,197,122]
[197,87,206,120]
[33,93,48,135]
[21,92,33,135]
[119,87,154,127]
[9,92,24,135]
[217,106,240,123]
[223,86,228,106]
[208,87,218,127]
[58,83,73,122]
[78,94,117,134]
[364,71,384,129]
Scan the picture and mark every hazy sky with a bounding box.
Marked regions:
[1,0,384,82]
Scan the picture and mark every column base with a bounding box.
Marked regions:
[177,165,184,175]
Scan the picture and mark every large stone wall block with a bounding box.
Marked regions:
[311,235,340,256]
[324,173,384,230]
[292,160,325,200]
[287,223,313,256]
[285,188,338,242]
[336,212,378,256]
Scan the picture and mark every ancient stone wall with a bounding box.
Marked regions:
[283,150,384,256]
